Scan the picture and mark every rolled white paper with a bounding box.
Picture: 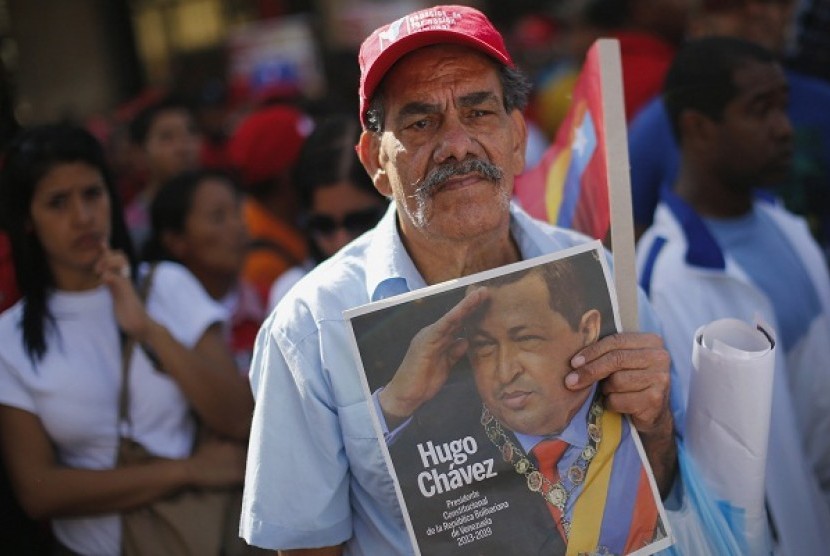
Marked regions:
[687,318,775,555]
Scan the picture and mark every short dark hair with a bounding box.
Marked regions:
[469,249,616,338]
[294,114,377,209]
[142,169,241,263]
[0,124,134,361]
[365,63,531,133]
[128,94,195,146]
[663,36,777,142]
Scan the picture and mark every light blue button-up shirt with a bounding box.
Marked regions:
[240,201,666,554]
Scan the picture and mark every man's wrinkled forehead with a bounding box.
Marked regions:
[358,5,513,128]
[380,46,504,120]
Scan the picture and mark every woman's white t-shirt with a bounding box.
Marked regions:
[0,262,226,555]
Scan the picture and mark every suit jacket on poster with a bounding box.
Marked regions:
[389,375,566,556]
[389,371,662,556]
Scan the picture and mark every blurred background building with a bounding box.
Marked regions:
[1,0,823,144]
[0,0,545,133]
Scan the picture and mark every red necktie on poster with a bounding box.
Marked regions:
[532,438,570,541]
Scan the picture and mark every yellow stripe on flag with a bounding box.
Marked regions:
[566,410,622,556]
[544,102,586,224]
[545,148,570,223]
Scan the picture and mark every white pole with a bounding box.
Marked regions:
[597,38,639,332]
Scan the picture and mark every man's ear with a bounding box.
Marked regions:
[680,110,717,150]
[578,309,601,346]
[357,130,392,197]
[509,109,528,177]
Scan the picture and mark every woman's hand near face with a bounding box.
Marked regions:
[95,241,152,342]
[95,247,254,440]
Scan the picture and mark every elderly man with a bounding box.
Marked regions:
[241,6,675,554]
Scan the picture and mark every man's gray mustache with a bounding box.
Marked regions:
[415,159,504,197]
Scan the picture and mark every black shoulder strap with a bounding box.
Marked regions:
[118,263,158,429]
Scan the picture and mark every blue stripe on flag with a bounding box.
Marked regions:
[558,110,597,227]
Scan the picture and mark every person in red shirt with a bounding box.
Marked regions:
[227,104,313,302]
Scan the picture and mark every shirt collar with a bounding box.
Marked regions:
[509,201,566,259]
[364,201,559,302]
[364,202,426,302]
[661,188,726,270]
[514,384,598,454]
[661,188,777,270]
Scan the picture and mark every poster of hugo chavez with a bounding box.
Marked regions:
[345,242,672,556]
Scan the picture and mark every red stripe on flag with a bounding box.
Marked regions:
[515,41,611,240]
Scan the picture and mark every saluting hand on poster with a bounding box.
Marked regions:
[378,287,490,429]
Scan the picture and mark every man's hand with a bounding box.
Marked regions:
[378,288,489,427]
[565,332,676,496]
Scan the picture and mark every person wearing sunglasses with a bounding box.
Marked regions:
[267,114,388,311]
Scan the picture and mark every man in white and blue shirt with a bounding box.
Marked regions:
[637,36,830,555]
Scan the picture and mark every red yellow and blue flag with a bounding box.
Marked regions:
[515,42,611,241]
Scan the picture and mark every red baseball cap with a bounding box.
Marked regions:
[227,104,313,188]
[358,5,514,128]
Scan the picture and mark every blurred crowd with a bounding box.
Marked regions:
[1,0,829,554]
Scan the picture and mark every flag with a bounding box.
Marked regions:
[515,41,611,241]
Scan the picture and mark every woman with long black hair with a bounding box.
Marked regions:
[0,124,253,555]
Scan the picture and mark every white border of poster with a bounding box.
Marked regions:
[344,240,673,556]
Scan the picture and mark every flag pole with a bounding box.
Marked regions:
[597,39,639,332]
